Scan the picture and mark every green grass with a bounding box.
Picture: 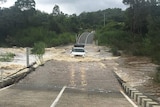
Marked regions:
[0,52,15,62]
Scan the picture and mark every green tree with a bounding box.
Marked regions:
[147,9,160,63]
[15,0,35,11]
[52,4,61,16]
[10,27,57,47]
[0,6,24,45]
[123,0,149,37]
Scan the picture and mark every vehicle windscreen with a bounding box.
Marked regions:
[72,48,85,52]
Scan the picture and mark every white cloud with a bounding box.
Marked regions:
[0,0,16,8]
[0,0,127,15]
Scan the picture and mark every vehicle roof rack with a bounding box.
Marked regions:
[74,44,85,47]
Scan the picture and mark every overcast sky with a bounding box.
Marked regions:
[1,0,128,15]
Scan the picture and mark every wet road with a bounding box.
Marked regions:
[0,59,133,107]
[77,32,94,44]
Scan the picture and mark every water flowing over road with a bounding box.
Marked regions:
[1,32,159,106]
[0,44,134,107]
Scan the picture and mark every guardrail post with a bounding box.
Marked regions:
[0,69,3,82]
[26,47,30,67]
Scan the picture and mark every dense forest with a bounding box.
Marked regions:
[0,0,124,47]
[0,0,160,64]
[96,0,160,64]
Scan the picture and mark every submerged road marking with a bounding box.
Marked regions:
[69,64,76,87]
[120,90,138,107]
[0,84,14,92]
[50,86,66,107]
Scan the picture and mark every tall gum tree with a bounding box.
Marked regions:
[123,0,150,37]
[15,0,35,11]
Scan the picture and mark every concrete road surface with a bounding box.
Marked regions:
[0,59,133,107]
[77,32,94,44]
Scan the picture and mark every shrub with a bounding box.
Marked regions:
[154,66,160,83]
[31,41,46,65]
[97,29,130,50]
[110,47,121,56]
[0,52,15,62]
[11,27,57,47]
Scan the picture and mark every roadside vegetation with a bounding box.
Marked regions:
[97,1,160,63]
[95,0,160,82]
[155,67,160,83]
[31,42,46,65]
[0,0,160,82]
[0,52,15,62]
